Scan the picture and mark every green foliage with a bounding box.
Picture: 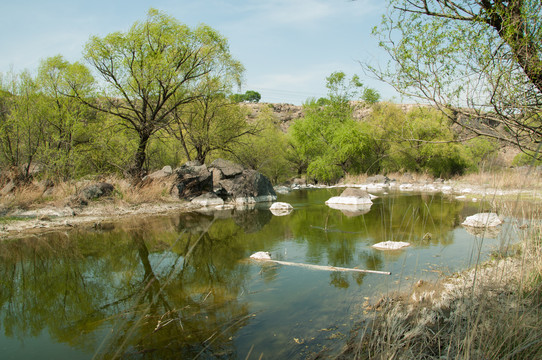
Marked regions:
[362,88,381,104]
[82,8,243,176]
[365,104,474,178]
[372,0,542,156]
[230,90,261,103]
[512,151,542,167]
[228,107,294,183]
[289,72,374,183]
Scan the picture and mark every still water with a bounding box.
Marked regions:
[0,189,516,359]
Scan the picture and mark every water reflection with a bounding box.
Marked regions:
[0,190,509,359]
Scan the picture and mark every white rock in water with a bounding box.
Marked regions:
[269,202,293,216]
[326,187,373,206]
[462,213,502,228]
[250,251,271,260]
[372,241,411,250]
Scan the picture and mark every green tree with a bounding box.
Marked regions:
[36,55,95,179]
[372,0,542,159]
[362,87,381,104]
[367,105,473,177]
[289,72,372,183]
[169,80,257,164]
[231,106,294,183]
[244,90,261,103]
[0,71,44,179]
[77,9,243,177]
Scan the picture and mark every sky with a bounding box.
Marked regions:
[0,0,400,105]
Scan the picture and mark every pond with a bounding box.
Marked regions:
[0,189,518,359]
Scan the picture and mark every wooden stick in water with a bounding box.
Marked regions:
[262,259,391,275]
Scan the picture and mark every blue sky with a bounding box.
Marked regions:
[1,0,399,104]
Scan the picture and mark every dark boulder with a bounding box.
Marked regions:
[171,161,213,200]
[76,182,115,205]
[209,158,244,178]
[215,169,276,203]
[172,159,276,204]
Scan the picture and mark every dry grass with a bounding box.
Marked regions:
[455,168,542,190]
[339,206,542,360]
[0,175,178,214]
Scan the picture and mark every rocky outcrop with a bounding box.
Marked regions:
[210,159,276,204]
[172,159,277,205]
[171,161,213,200]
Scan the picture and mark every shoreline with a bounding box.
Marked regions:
[1,178,540,239]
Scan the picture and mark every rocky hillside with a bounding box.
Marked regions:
[242,102,426,132]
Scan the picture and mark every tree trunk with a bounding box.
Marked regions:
[132,133,150,178]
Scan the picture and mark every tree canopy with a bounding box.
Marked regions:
[372,0,542,159]
[78,8,244,176]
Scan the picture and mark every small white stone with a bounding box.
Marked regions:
[250,251,271,260]
[372,241,411,250]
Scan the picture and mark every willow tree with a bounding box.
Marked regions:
[78,9,243,177]
[372,0,542,159]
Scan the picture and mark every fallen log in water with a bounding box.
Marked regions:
[255,258,391,275]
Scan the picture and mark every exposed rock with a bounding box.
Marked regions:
[215,168,276,203]
[78,182,114,204]
[274,186,291,194]
[462,213,502,228]
[191,193,224,207]
[209,159,244,178]
[171,161,213,200]
[372,241,411,250]
[326,187,373,206]
[250,251,272,260]
[269,202,293,216]
[147,165,173,180]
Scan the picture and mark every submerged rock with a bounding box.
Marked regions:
[372,241,411,250]
[462,213,502,228]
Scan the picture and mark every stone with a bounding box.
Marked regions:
[191,193,224,207]
[209,158,244,178]
[250,251,271,260]
[172,161,213,200]
[79,182,114,201]
[269,202,293,216]
[372,241,411,250]
[217,169,276,203]
[147,165,173,180]
[326,187,373,206]
[462,213,502,228]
